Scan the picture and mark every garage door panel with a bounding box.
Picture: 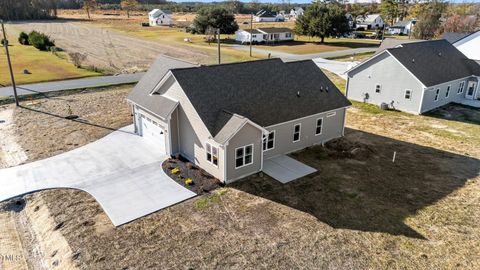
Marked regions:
[140,115,166,153]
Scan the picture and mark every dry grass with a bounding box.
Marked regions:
[0,81,477,268]
[11,85,133,162]
[0,24,99,86]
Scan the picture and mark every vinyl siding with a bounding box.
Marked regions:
[347,52,424,114]
[225,123,263,183]
[420,77,472,113]
[263,107,347,159]
[161,79,225,180]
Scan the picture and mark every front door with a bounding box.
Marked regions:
[466,82,477,100]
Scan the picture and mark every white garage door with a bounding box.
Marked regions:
[141,115,166,153]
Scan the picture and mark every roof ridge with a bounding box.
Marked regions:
[171,58,282,71]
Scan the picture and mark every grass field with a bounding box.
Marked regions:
[327,51,376,62]
[0,25,100,86]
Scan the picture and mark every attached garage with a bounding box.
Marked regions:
[139,114,167,153]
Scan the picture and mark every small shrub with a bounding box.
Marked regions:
[28,31,55,51]
[68,52,87,68]
[18,32,29,45]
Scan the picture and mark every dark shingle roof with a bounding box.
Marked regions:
[127,55,197,118]
[387,39,480,87]
[258,27,293,33]
[375,38,425,54]
[170,59,351,137]
[442,32,471,43]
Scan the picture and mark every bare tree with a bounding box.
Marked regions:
[83,0,97,20]
[121,0,138,18]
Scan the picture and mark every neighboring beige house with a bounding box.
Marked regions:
[346,40,480,114]
[127,56,351,183]
[235,28,294,44]
[149,9,173,26]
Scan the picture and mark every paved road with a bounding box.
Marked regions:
[228,45,376,61]
[0,125,195,226]
[0,73,145,98]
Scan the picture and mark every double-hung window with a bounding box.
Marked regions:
[434,88,440,101]
[404,89,412,100]
[262,131,275,151]
[293,124,301,142]
[206,143,218,166]
[315,118,323,135]
[235,144,253,169]
[458,82,465,94]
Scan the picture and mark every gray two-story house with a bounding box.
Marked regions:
[127,56,351,183]
[346,39,480,114]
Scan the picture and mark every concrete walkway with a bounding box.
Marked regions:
[0,73,145,98]
[263,155,317,184]
[0,125,195,226]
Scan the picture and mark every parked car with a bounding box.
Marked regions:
[349,32,366,39]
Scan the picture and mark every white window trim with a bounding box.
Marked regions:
[446,85,451,98]
[434,88,440,102]
[458,82,465,94]
[235,144,254,169]
[404,89,412,100]
[262,130,275,152]
[375,84,381,93]
[205,142,219,167]
[315,118,323,136]
[293,123,301,143]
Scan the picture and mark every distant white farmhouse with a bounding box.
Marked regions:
[388,19,416,35]
[254,10,284,22]
[289,7,304,20]
[356,14,384,30]
[235,28,294,44]
[452,31,480,63]
[149,9,173,26]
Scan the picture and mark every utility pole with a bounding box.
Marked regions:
[217,28,221,64]
[249,13,253,57]
[1,20,19,106]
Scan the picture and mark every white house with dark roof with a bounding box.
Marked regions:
[235,28,294,43]
[346,40,480,114]
[388,19,416,35]
[254,9,283,22]
[127,56,351,183]
[356,14,384,30]
[148,9,173,26]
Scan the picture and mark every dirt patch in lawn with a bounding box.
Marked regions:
[11,85,133,162]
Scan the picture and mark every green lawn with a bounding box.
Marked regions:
[0,25,100,86]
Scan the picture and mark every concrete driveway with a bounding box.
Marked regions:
[263,155,317,184]
[0,125,196,226]
[312,58,359,80]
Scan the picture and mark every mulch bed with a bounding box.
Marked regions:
[162,155,223,195]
